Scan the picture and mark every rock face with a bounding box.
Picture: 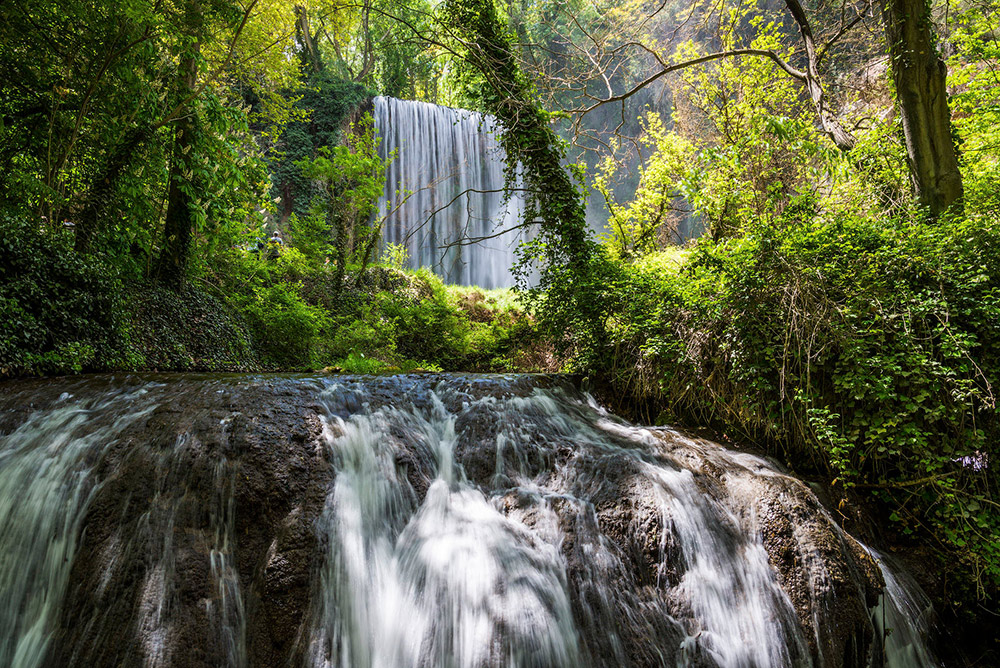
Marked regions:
[0,374,920,668]
[29,377,335,667]
[658,438,884,668]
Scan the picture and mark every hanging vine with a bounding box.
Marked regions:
[440,0,617,357]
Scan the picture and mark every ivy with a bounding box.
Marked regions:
[593,211,1000,603]
[441,0,619,359]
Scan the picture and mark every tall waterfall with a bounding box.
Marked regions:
[0,374,949,667]
[374,96,525,289]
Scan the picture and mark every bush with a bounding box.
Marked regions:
[379,270,471,367]
[0,216,127,376]
[590,211,1000,600]
[211,242,539,373]
[127,285,258,371]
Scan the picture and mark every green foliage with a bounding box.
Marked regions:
[266,72,374,218]
[665,17,836,237]
[211,237,537,372]
[296,113,390,291]
[211,243,330,368]
[949,1,1000,216]
[334,351,391,374]
[574,5,1000,609]
[0,0,299,276]
[320,269,531,372]
[442,0,617,359]
[0,0,540,378]
[240,279,331,368]
[0,213,258,376]
[595,114,696,258]
[376,269,471,367]
[592,210,1000,601]
[379,242,410,271]
[0,216,127,375]
[289,211,333,263]
[126,285,257,371]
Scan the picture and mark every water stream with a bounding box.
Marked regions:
[0,385,157,668]
[0,374,946,667]
[374,96,525,289]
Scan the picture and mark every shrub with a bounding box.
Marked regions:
[590,211,1000,599]
[0,216,127,376]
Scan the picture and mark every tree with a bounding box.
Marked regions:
[0,0,164,239]
[542,0,964,216]
[442,0,615,355]
[881,0,963,215]
[0,0,305,287]
[297,115,388,293]
[155,0,205,289]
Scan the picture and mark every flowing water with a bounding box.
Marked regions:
[867,549,944,668]
[0,385,157,668]
[374,96,525,288]
[0,373,946,667]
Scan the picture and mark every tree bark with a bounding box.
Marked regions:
[784,0,858,151]
[294,5,323,73]
[881,0,963,215]
[155,2,201,289]
[75,126,151,252]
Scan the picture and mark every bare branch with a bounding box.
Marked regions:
[568,48,806,118]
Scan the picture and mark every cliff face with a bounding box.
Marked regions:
[0,374,917,668]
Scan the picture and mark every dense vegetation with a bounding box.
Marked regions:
[0,0,537,376]
[1,0,998,643]
[445,0,1000,632]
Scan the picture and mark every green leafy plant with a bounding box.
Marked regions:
[297,113,392,293]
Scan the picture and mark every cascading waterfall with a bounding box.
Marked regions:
[867,549,944,668]
[307,386,581,668]
[374,96,526,288]
[0,374,949,667]
[0,386,156,668]
[207,456,247,668]
[644,462,810,666]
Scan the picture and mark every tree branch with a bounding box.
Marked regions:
[154,0,260,130]
[569,48,806,118]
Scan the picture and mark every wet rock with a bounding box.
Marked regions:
[652,431,885,668]
[25,377,336,668]
[0,374,923,668]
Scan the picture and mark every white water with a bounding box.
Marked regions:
[0,375,950,667]
[374,96,526,288]
[0,388,155,668]
[307,381,814,667]
[868,549,944,668]
[307,389,580,668]
[207,457,247,668]
[647,463,809,666]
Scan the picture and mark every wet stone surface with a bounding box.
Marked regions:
[0,373,932,668]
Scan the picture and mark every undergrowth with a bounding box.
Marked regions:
[0,214,542,377]
[586,210,1000,609]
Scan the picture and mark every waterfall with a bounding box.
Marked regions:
[0,385,157,668]
[0,374,949,667]
[866,548,944,668]
[374,96,526,289]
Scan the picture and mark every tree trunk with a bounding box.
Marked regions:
[75,126,151,252]
[331,194,348,296]
[155,3,201,289]
[881,0,963,215]
[294,5,323,74]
